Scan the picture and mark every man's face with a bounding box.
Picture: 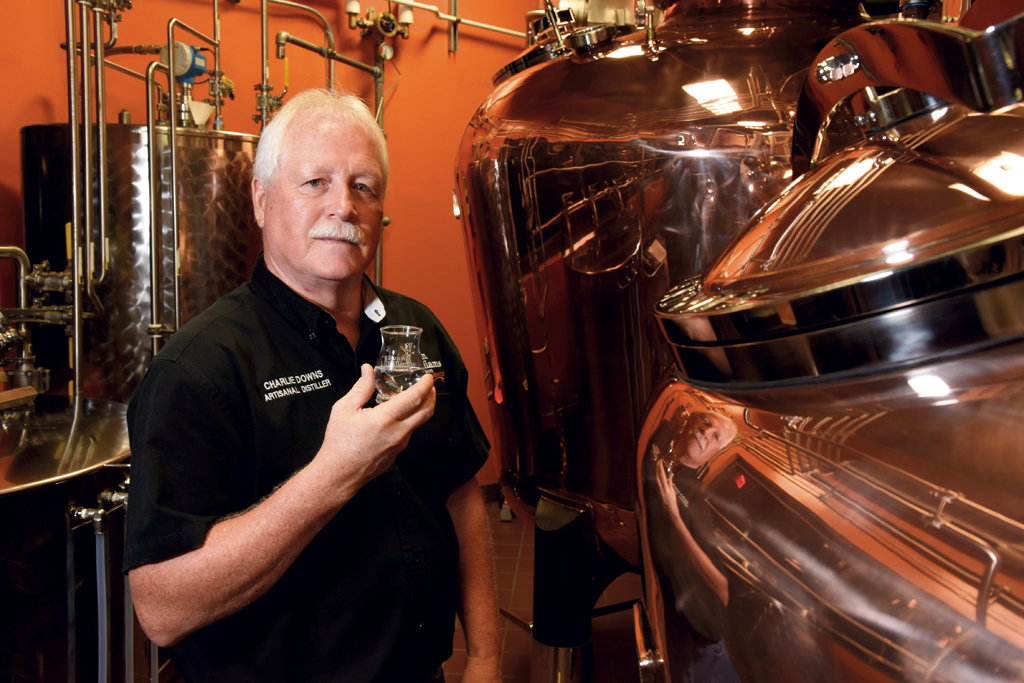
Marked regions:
[675,411,735,468]
[252,113,385,294]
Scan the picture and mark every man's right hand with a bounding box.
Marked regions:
[311,363,436,501]
[130,364,435,647]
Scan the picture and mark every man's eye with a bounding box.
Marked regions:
[354,183,374,194]
[307,179,324,188]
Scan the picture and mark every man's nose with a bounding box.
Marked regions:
[326,184,357,221]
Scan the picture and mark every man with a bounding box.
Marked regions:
[123,89,501,683]
[641,407,740,683]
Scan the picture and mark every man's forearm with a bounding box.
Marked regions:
[447,477,502,671]
[128,461,346,647]
[129,366,436,647]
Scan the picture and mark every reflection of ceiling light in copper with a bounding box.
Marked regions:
[738,27,755,35]
[608,45,645,59]
[883,239,912,265]
[818,158,878,193]
[975,151,1024,196]
[948,183,991,201]
[909,375,951,397]
[862,269,893,282]
[683,79,742,115]
[736,120,767,128]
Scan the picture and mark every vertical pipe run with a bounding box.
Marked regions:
[374,50,385,285]
[66,0,83,396]
[150,642,160,683]
[66,511,78,681]
[79,2,93,295]
[92,4,110,290]
[214,0,224,129]
[268,0,336,89]
[146,61,170,354]
[95,525,110,683]
[448,0,458,52]
[261,0,270,129]
[125,561,134,683]
[167,24,182,332]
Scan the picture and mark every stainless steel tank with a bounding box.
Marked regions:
[455,0,863,654]
[637,12,1024,681]
[21,123,261,402]
[0,392,131,682]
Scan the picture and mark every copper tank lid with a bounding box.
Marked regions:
[656,14,1024,384]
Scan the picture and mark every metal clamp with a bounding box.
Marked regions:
[815,52,861,84]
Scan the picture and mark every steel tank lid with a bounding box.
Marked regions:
[656,103,1024,384]
[0,391,130,496]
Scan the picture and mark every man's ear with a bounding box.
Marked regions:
[252,176,267,229]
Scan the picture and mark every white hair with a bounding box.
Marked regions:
[252,89,389,195]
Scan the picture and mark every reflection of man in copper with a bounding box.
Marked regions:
[643,409,740,682]
[656,411,737,605]
[668,411,738,476]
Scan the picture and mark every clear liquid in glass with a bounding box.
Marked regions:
[374,325,426,404]
[374,365,428,403]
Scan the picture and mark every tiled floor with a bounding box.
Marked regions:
[446,500,643,683]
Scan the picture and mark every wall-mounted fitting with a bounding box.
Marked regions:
[70,506,107,534]
[253,83,283,124]
[0,314,20,353]
[350,7,410,39]
[158,41,207,84]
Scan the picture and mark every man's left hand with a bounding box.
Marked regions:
[460,654,502,683]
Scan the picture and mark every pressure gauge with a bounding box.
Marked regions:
[159,42,207,84]
[378,43,395,61]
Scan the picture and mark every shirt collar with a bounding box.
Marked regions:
[249,253,389,340]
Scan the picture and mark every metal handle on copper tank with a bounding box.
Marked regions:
[791,12,1024,173]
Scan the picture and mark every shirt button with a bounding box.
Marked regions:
[418,623,424,629]
[309,332,318,341]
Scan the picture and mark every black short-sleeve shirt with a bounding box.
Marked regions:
[123,256,490,683]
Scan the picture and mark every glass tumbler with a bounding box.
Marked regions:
[374,325,427,403]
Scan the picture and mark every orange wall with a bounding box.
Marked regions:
[0,0,539,483]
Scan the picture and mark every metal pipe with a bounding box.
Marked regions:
[269,0,336,88]
[151,642,160,683]
[65,509,78,677]
[374,48,385,284]
[145,60,171,354]
[104,12,117,49]
[125,573,134,683]
[0,248,32,309]
[166,19,219,331]
[275,31,380,76]
[389,0,526,38]
[95,522,110,683]
[927,502,1001,626]
[105,44,162,55]
[213,0,223,129]
[70,507,110,683]
[104,58,166,103]
[79,2,98,316]
[92,4,110,290]
[261,0,270,129]
[66,0,83,395]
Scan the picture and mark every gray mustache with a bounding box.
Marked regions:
[307,219,366,245]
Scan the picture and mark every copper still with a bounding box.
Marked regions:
[637,10,1024,682]
[455,0,864,669]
